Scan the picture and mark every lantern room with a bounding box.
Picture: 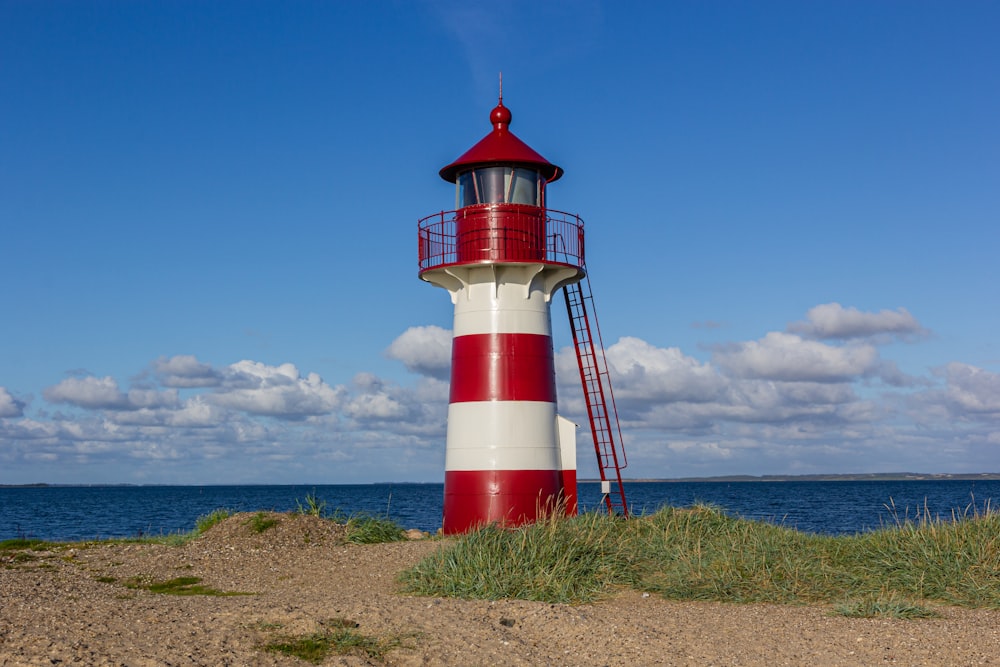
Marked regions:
[420,99,582,270]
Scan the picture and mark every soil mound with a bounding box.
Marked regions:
[194,511,348,553]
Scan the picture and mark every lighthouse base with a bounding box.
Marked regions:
[442,469,569,534]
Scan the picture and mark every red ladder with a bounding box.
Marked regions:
[563,277,629,517]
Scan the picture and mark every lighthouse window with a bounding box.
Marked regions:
[457,167,543,207]
[507,168,542,205]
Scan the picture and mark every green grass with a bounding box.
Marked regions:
[195,508,232,534]
[125,575,250,597]
[295,492,327,517]
[344,513,405,544]
[401,511,630,603]
[833,593,941,619]
[400,503,1000,611]
[264,618,402,664]
[246,512,279,534]
[0,538,62,551]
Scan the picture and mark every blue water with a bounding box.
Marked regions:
[1,480,996,542]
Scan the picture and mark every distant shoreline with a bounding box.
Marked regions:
[4,472,1000,488]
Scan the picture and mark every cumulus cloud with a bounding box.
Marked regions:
[789,303,926,340]
[42,376,178,411]
[385,326,452,380]
[713,332,879,382]
[344,373,410,420]
[111,396,224,428]
[206,360,344,419]
[941,363,1000,417]
[601,337,724,403]
[0,388,25,418]
[43,376,130,410]
[153,355,221,388]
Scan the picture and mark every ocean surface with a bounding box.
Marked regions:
[1,479,997,542]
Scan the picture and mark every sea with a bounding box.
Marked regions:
[1,479,997,542]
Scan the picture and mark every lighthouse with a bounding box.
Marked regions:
[418,95,587,534]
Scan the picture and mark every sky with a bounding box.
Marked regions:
[1,0,998,485]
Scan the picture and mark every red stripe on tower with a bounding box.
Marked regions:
[449,333,556,403]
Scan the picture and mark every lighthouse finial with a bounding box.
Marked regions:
[490,73,511,129]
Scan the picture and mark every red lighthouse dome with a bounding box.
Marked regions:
[438,100,563,184]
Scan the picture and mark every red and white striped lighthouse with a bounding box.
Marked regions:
[418,95,587,534]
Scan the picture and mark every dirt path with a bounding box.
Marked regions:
[2,513,998,666]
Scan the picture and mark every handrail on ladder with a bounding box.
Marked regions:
[548,229,628,517]
[563,278,629,517]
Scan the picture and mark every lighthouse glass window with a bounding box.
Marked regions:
[457,167,543,208]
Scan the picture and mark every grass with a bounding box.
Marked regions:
[246,512,279,533]
[401,510,630,603]
[195,508,231,533]
[833,593,941,619]
[125,575,250,597]
[344,513,406,544]
[264,618,402,664]
[0,538,60,551]
[293,491,407,543]
[296,492,327,517]
[400,503,1000,614]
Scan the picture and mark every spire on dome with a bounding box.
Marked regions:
[438,82,563,183]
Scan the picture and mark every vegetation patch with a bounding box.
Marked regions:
[402,504,1000,610]
[126,576,250,597]
[295,492,327,517]
[1,539,67,568]
[401,511,631,603]
[11,551,39,564]
[196,509,232,534]
[344,513,406,544]
[263,618,402,664]
[833,593,941,619]
[293,492,406,544]
[246,512,279,534]
[0,538,62,552]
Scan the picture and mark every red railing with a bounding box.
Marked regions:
[418,206,585,273]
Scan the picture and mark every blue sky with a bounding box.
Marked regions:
[2,0,998,485]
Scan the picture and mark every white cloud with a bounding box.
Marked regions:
[110,396,224,428]
[385,326,452,380]
[126,388,180,410]
[207,360,344,419]
[789,303,926,340]
[153,355,221,387]
[0,388,25,418]
[941,363,1000,417]
[345,391,408,420]
[602,337,725,403]
[42,376,178,411]
[344,373,409,420]
[713,332,879,382]
[43,376,130,410]
[168,396,225,427]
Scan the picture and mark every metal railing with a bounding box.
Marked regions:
[418,207,585,272]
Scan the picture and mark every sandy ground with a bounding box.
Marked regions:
[2,512,999,666]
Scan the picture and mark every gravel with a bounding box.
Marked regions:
[2,512,998,666]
